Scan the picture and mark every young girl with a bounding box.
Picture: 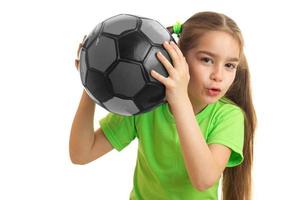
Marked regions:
[70,11,256,200]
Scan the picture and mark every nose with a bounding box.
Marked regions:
[210,65,223,82]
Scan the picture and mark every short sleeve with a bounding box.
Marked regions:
[99,113,137,151]
[207,105,245,167]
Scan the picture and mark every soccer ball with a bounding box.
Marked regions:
[79,14,175,116]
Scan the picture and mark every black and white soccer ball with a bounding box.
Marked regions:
[79,14,175,116]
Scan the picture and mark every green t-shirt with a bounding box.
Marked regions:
[99,97,244,200]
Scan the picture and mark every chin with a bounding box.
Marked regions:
[203,95,222,104]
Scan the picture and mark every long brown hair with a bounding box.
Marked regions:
[168,12,257,200]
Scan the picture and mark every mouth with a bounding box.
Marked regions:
[207,88,221,96]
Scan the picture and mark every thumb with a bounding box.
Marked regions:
[75,59,79,71]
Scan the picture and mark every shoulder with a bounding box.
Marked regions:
[217,97,243,113]
[210,97,244,123]
[206,98,245,167]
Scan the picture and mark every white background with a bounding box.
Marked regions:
[1,0,300,199]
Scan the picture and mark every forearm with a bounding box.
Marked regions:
[170,97,220,189]
[69,90,96,162]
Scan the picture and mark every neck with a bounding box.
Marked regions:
[189,99,208,115]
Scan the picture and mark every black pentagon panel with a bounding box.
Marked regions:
[119,32,151,62]
[86,70,113,102]
[102,14,137,35]
[87,36,116,72]
[140,18,171,44]
[143,46,170,83]
[103,97,139,116]
[135,83,165,111]
[84,22,103,48]
[109,61,146,97]
[79,49,88,86]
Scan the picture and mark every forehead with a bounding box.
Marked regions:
[190,31,240,59]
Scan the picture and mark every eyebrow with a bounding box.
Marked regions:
[196,50,240,62]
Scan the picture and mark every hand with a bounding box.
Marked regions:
[151,41,190,106]
[75,35,87,70]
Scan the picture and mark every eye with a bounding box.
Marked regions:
[200,57,213,65]
[225,63,237,69]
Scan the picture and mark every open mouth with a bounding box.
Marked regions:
[211,88,220,92]
[207,88,221,96]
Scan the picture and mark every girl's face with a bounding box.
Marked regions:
[185,31,240,112]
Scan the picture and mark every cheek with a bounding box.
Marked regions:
[188,72,208,95]
[189,64,208,81]
[224,73,237,90]
[189,70,207,86]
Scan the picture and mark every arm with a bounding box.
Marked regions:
[70,36,113,164]
[170,97,231,191]
[151,41,231,191]
[69,90,113,165]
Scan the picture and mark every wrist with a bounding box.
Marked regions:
[168,95,192,114]
[168,97,196,128]
[168,94,190,107]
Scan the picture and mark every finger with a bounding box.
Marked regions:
[157,52,174,75]
[170,41,184,57]
[75,59,79,70]
[77,35,87,57]
[77,43,83,58]
[163,41,180,66]
[169,41,188,72]
[150,69,168,85]
[82,35,87,43]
